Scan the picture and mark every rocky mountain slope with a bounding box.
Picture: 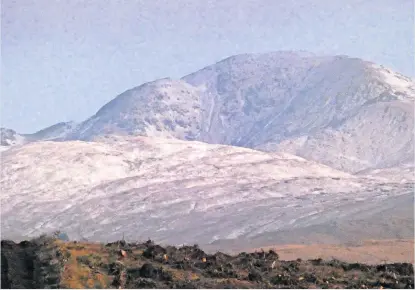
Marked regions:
[1,136,413,248]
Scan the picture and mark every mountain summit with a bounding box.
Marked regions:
[60,52,414,172]
[4,52,414,172]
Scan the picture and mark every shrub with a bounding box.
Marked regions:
[248,269,262,281]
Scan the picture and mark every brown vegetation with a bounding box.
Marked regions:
[2,237,414,289]
[248,239,415,265]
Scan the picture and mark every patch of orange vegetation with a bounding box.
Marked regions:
[61,263,92,289]
[56,241,110,289]
[169,268,185,280]
[189,272,200,281]
[227,278,254,287]
[95,272,110,287]
[168,268,199,281]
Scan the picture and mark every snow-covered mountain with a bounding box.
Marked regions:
[59,52,414,173]
[2,52,414,247]
[66,78,202,142]
[0,122,77,151]
[28,121,78,141]
[1,136,412,246]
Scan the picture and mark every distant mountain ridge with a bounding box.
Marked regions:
[0,122,77,151]
[28,121,78,141]
[3,51,414,172]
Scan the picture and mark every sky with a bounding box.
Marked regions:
[1,0,414,133]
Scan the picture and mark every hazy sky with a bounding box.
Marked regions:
[2,0,414,133]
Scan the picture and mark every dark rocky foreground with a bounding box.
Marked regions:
[1,236,414,289]
[1,236,64,288]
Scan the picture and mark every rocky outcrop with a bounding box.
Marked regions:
[1,238,414,289]
[1,236,64,289]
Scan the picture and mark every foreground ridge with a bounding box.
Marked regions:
[1,236,413,289]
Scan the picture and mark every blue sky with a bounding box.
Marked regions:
[2,0,414,133]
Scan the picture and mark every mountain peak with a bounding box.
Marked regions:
[68,78,203,141]
[30,121,78,140]
[369,63,415,102]
[13,52,415,173]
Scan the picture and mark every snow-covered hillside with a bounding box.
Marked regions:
[1,136,412,245]
[54,52,414,173]
[28,121,78,141]
[65,79,202,141]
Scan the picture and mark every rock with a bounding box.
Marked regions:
[109,261,126,288]
[1,238,64,288]
[130,278,157,288]
[248,269,262,282]
[266,249,279,260]
[139,263,158,279]
[138,263,172,282]
[120,249,127,258]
